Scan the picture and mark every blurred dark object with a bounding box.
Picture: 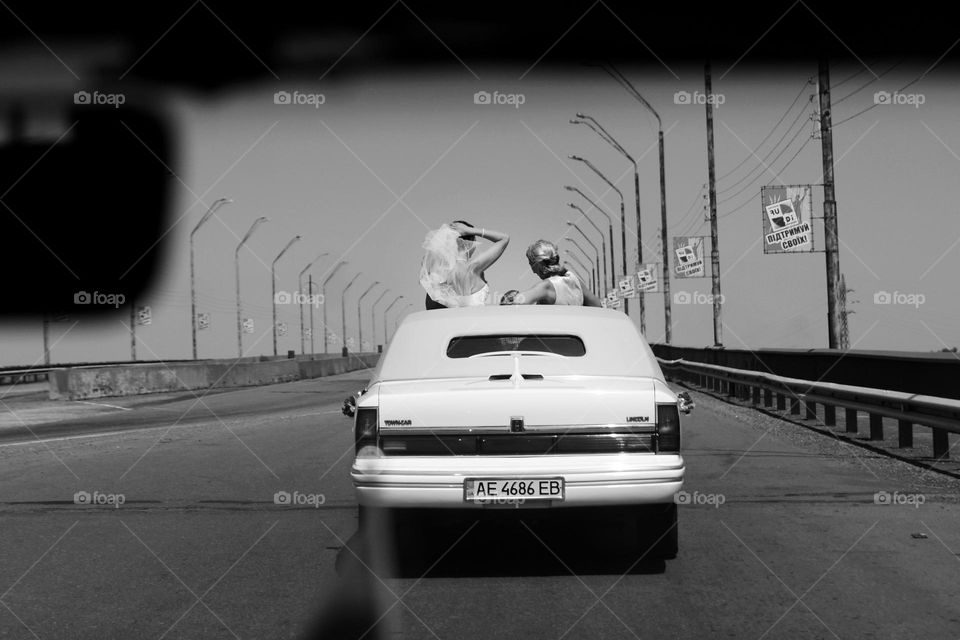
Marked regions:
[0,1,953,91]
[0,97,171,314]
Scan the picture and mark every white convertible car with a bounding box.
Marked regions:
[348,305,687,558]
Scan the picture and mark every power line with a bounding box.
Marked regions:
[675,197,707,237]
[717,78,813,182]
[719,134,815,219]
[831,64,870,89]
[670,184,706,232]
[833,61,939,127]
[717,99,813,195]
[718,119,812,205]
[832,61,901,105]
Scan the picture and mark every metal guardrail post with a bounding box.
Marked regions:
[764,388,773,407]
[777,394,786,411]
[845,409,858,434]
[752,386,761,405]
[824,405,836,426]
[790,398,801,415]
[898,420,912,448]
[933,429,949,459]
[805,401,817,420]
[869,414,884,440]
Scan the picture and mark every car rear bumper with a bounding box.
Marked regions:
[351,454,684,509]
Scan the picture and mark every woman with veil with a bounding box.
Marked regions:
[420,220,509,309]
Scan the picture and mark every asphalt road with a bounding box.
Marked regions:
[1,371,958,639]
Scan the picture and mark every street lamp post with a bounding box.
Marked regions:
[570,155,627,313]
[321,261,347,354]
[565,186,616,292]
[370,289,389,353]
[341,272,362,356]
[566,201,608,293]
[383,295,404,344]
[307,278,320,355]
[298,252,329,354]
[566,238,598,293]
[235,216,269,358]
[564,250,595,294]
[189,197,232,359]
[271,235,301,356]
[565,221,602,293]
[572,113,646,332]
[357,281,380,353]
[597,64,672,342]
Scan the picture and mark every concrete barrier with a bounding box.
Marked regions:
[48,353,380,400]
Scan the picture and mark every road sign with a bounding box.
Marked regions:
[761,185,814,253]
[198,312,210,330]
[673,236,707,278]
[136,306,151,326]
[618,276,636,298]
[636,263,659,293]
[242,318,254,334]
[277,322,287,336]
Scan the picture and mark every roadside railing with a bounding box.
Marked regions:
[658,358,959,460]
[0,369,50,385]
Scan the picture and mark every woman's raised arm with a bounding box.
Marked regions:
[453,222,509,274]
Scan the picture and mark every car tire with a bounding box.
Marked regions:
[636,503,678,560]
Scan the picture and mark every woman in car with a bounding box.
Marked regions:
[420,220,509,309]
[505,239,603,306]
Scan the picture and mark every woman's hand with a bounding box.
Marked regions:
[450,221,476,237]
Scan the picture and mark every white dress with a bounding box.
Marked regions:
[420,226,489,307]
[548,273,584,305]
[449,283,491,307]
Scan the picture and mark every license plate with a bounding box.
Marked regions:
[463,477,564,504]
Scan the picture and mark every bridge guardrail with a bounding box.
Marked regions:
[0,369,50,385]
[658,357,959,460]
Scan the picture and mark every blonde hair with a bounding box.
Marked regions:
[525,239,567,279]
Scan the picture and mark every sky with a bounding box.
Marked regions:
[2,46,960,366]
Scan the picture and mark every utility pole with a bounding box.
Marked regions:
[839,273,855,350]
[42,314,50,366]
[130,301,137,361]
[819,57,842,349]
[308,274,315,355]
[659,130,671,344]
[704,62,723,347]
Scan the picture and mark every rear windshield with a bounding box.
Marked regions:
[446,334,586,358]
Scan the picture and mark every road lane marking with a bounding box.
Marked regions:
[75,400,133,411]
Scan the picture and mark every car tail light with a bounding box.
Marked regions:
[656,403,681,453]
[355,407,380,456]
